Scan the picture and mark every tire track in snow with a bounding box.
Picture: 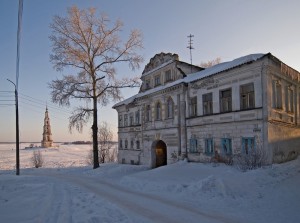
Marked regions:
[37,181,72,223]
[36,173,239,223]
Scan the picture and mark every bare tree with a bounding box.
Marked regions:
[98,122,115,163]
[200,57,221,68]
[48,6,143,169]
[31,150,44,168]
[86,122,117,165]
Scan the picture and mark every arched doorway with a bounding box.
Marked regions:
[152,140,167,168]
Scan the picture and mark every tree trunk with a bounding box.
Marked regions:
[92,96,99,169]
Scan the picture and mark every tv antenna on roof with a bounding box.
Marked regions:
[187,34,194,73]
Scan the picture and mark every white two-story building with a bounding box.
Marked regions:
[113,52,300,168]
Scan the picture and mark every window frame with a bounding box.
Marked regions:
[286,87,294,113]
[154,75,161,86]
[190,96,197,117]
[130,139,134,149]
[165,70,172,82]
[221,138,232,155]
[129,113,134,126]
[205,138,214,155]
[145,105,151,122]
[166,98,174,119]
[220,88,232,113]
[119,115,123,127]
[242,137,255,155]
[189,137,198,153]
[136,140,140,150]
[203,93,213,115]
[124,114,128,127]
[145,79,151,90]
[135,110,140,125]
[273,80,282,109]
[240,83,255,110]
[156,102,162,120]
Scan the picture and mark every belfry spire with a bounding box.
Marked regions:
[41,106,53,147]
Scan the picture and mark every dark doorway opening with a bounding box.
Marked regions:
[155,140,167,167]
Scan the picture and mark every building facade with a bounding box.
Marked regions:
[41,107,53,148]
[113,52,300,168]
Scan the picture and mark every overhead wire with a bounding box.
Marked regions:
[19,93,72,115]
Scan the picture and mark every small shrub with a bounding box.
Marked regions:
[274,150,298,163]
[273,151,286,163]
[86,149,94,166]
[287,151,298,162]
[210,151,233,165]
[233,147,268,171]
[32,150,44,168]
[171,151,178,162]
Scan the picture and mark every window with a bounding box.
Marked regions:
[221,138,232,155]
[189,137,198,153]
[129,113,134,126]
[135,110,140,125]
[125,140,128,149]
[145,105,151,122]
[119,140,122,149]
[145,79,150,90]
[167,98,174,119]
[124,114,128,127]
[286,87,294,113]
[165,70,172,82]
[220,89,232,113]
[190,97,197,117]
[156,102,161,120]
[273,81,282,109]
[136,140,140,150]
[203,93,213,115]
[240,83,255,110]
[242,137,255,154]
[131,139,134,149]
[119,115,123,127]
[205,138,214,155]
[155,75,161,86]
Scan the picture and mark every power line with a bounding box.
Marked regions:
[18,103,68,122]
[0,104,15,106]
[19,93,72,114]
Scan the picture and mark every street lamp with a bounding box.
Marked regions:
[7,79,20,175]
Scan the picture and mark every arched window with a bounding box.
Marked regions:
[167,98,174,119]
[146,105,151,122]
[136,140,140,150]
[125,140,128,149]
[131,139,134,149]
[119,140,123,149]
[156,102,161,120]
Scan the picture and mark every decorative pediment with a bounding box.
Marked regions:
[142,52,179,75]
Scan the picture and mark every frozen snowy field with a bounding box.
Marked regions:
[1,143,300,223]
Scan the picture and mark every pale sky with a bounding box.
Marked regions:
[1,0,300,142]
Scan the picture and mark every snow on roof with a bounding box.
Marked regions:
[113,53,267,108]
[184,53,267,83]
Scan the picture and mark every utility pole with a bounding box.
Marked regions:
[187,34,194,73]
[7,79,20,175]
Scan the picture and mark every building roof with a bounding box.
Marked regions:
[113,53,268,108]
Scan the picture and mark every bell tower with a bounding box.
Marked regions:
[41,106,53,148]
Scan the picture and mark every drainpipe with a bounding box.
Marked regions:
[177,93,181,157]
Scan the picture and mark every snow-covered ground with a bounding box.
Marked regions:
[0,143,300,223]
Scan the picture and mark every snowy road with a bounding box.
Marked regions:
[29,172,235,223]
